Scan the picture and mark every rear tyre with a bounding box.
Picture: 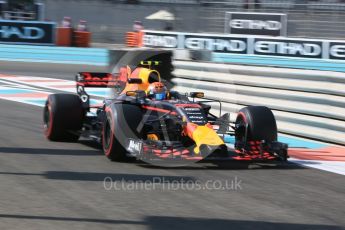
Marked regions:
[43,94,84,141]
[235,106,277,142]
[102,103,143,162]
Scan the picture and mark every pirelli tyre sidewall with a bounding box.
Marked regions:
[103,103,143,161]
[236,106,277,142]
[43,94,84,141]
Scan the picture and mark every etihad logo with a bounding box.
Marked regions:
[0,26,45,39]
[330,45,345,58]
[230,19,282,30]
[255,41,322,56]
[184,37,246,52]
[143,34,178,48]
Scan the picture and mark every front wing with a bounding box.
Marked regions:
[125,138,289,163]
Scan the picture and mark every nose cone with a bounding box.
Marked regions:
[190,125,224,155]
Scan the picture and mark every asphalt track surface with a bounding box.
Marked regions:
[0,62,344,230]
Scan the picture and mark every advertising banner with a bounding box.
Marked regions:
[183,34,247,53]
[224,12,287,36]
[0,20,55,45]
[253,38,323,58]
[329,42,345,60]
[143,31,179,48]
[143,30,345,61]
[143,31,248,54]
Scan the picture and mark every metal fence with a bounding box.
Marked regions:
[199,0,345,39]
[43,0,345,43]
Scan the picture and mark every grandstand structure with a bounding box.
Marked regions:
[44,0,345,42]
[0,0,37,20]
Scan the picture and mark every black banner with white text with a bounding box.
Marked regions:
[143,30,345,61]
[224,12,287,36]
[0,20,55,45]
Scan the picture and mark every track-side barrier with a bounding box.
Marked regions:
[125,31,143,47]
[56,27,73,46]
[0,44,108,66]
[213,53,345,72]
[73,31,91,47]
[172,60,345,145]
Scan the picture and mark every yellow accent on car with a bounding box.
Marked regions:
[138,68,160,84]
[191,125,224,154]
[147,134,159,141]
[126,91,137,97]
[121,67,161,94]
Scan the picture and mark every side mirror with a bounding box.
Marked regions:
[190,92,204,98]
[128,78,142,84]
[126,91,137,97]
[126,90,146,98]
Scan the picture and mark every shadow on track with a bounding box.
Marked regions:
[44,171,196,182]
[0,171,196,182]
[0,214,341,230]
[136,161,307,171]
[0,146,309,170]
[0,146,101,156]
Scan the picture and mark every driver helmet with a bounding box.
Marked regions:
[148,82,167,100]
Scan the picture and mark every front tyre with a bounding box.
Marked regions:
[235,106,277,143]
[102,103,143,162]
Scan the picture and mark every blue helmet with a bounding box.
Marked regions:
[149,82,167,100]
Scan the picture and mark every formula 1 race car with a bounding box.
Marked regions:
[43,61,288,164]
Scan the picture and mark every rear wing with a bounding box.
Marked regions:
[76,72,118,87]
[76,72,124,109]
[74,68,131,109]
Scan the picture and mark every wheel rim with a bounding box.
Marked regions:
[235,114,247,142]
[103,118,112,154]
[43,103,52,136]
